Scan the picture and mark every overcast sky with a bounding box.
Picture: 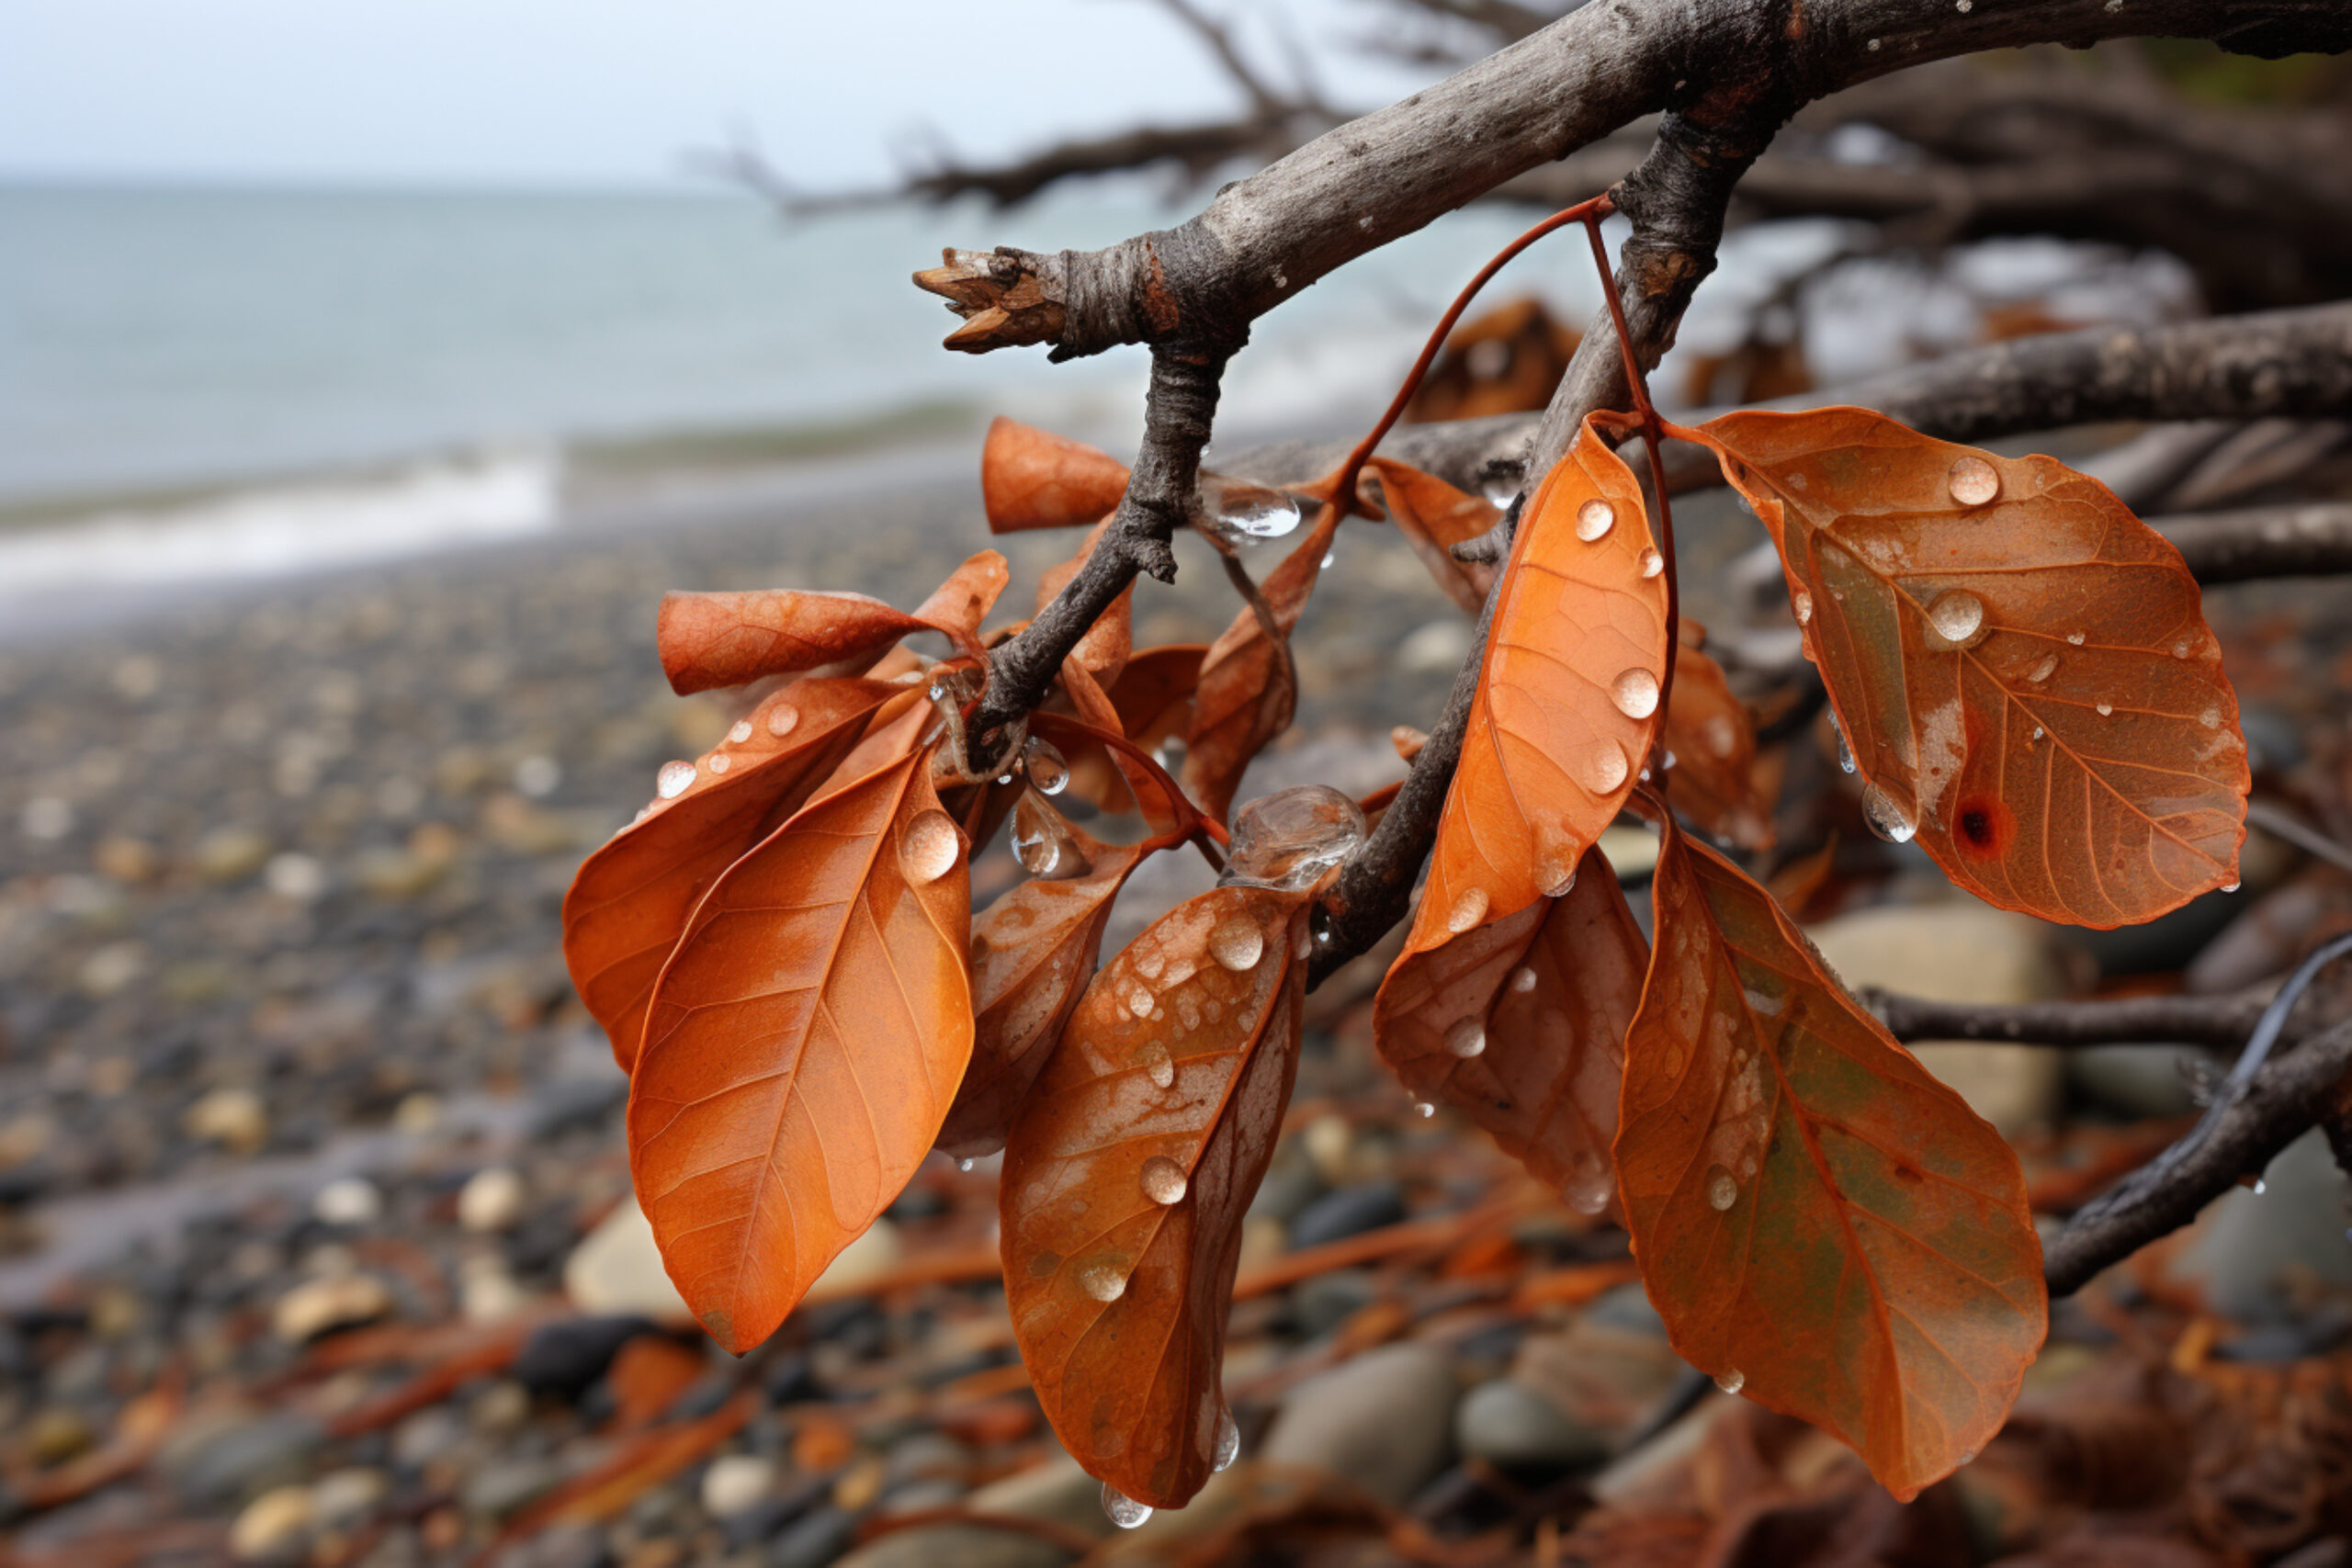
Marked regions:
[0,0,1435,190]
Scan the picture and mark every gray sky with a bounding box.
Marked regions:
[0,0,1431,190]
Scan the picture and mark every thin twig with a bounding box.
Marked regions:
[1867,987,2275,1051]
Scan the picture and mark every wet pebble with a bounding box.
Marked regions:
[230,1484,314,1562]
[702,1454,778,1518]
[1454,1378,1611,1471]
[1260,1342,1459,1503]
[1287,1181,1405,1249]
[513,1315,662,1398]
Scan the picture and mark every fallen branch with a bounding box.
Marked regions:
[1868,988,2273,1051]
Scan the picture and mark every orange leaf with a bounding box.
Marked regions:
[1058,643,1204,820]
[1425,420,1669,917]
[562,677,898,1069]
[1663,640,1775,851]
[1696,407,2247,926]
[628,746,974,1352]
[981,417,1132,533]
[1181,510,1340,823]
[940,822,1151,1159]
[1616,816,2047,1500]
[657,549,1007,694]
[1001,883,1314,1508]
[1366,457,1498,615]
[1373,845,1645,1216]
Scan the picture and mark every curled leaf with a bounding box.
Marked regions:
[657,550,1006,694]
[1367,457,1499,615]
[1373,845,1645,1217]
[1616,816,2046,1500]
[981,417,1132,533]
[562,678,897,1069]
[628,747,974,1353]
[1059,642,1204,820]
[1663,639,1774,851]
[1001,884,1314,1507]
[1698,407,2247,926]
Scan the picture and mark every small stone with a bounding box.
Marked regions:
[458,1166,526,1232]
[464,1458,564,1519]
[1398,618,1475,674]
[231,1485,315,1562]
[966,1454,1115,1541]
[185,1088,269,1153]
[469,1379,532,1434]
[313,1176,383,1226]
[1455,1378,1611,1471]
[1292,1269,1378,1338]
[354,846,447,899]
[1260,1342,1459,1503]
[563,1199,695,1325]
[512,1315,661,1397]
[1288,1181,1405,1249]
[163,1412,328,1505]
[311,1467,389,1529]
[810,1218,903,1297]
[704,1454,779,1517]
[274,1273,392,1343]
[769,1506,859,1568]
[195,825,274,884]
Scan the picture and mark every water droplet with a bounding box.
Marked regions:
[2031,725,2045,741]
[2222,880,2240,894]
[1576,498,1615,541]
[1023,737,1069,795]
[1139,1156,1189,1206]
[2066,630,2086,647]
[1563,1155,1612,1216]
[766,704,799,738]
[1835,730,1856,775]
[1213,1409,1240,1472]
[927,682,946,702]
[1638,547,1665,579]
[1926,590,1985,646]
[1079,1260,1129,1303]
[2199,705,2222,730]
[1714,1368,1746,1395]
[1579,740,1630,795]
[707,752,731,775]
[1413,1101,1436,1119]
[1446,886,1490,933]
[1102,1483,1153,1529]
[1705,1165,1738,1211]
[1612,668,1660,720]
[2026,652,2058,683]
[956,1157,975,1172]
[1012,793,1069,876]
[1209,919,1263,972]
[1792,588,1814,626]
[1444,1017,1487,1058]
[1510,965,1539,994]
[1223,785,1366,891]
[1947,455,1999,506]
[2253,1178,2267,1196]
[2096,701,2114,717]
[727,719,753,744]
[997,773,1013,786]
[656,760,695,799]
[1198,471,1303,542]
[1321,550,1336,570]
[1539,852,1579,897]
[900,809,963,883]
[1143,1043,1176,1089]
[2173,640,2190,659]
[1860,782,1916,844]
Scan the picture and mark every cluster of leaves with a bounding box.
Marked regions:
[563,312,2251,1514]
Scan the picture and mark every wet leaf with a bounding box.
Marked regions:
[1366,457,1499,615]
[1664,639,1774,851]
[1182,507,1340,823]
[1001,883,1314,1508]
[1617,816,2047,1500]
[562,678,899,1069]
[981,417,1132,533]
[1697,407,2248,926]
[1428,421,1670,914]
[939,820,1151,1159]
[1373,846,1645,1217]
[1059,642,1204,820]
[628,747,974,1353]
[656,549,1007,694]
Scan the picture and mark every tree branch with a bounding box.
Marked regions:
[2154,504,2352,583]
[1868,988,2272,1051]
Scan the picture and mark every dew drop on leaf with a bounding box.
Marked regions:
[1580,740,1630,795]
[1023,737,1069,795]
[707,753,731,775]
[1213,1409,1241,1472]
[1142,1043,1176,1089]
[956,1157,975,1173]
[1011,794,1065,876]
[1576,499,1615,541]
[1208,918,1264,972]
[2199,706,2222,729]
[2026,652,2058,683]
[1947,455,2000,507]
[1224,785,1367,891]
[901,808,962,883]
[1860,783,1917,844]
[1792,588,1814,626]
[1639,547,1665,579]
[1139,1155,1189,1206]
[1443,1017,1487,1058]
[1413,1101,1436,1118]
[656,760,695,799]
[1510,965,1539,995]
[1078,1259,1130,1303]
[1704,1165,1738,1211]
[1564,1154,1612,1216]
[1446,885,1490,933]
[2066,630,2086,646]
[2096,701,2114,716]
[726,719,752,745]
[1927,590,1986,646]
[1611,668,1660,720]
[765,703,799,738]
[1539,853,1579,898]
[1714,1368,1746,1395]
[1102,1483,1153,1529]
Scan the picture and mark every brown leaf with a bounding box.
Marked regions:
[1696,407,2248,926]
[1181,509,1339,823]
[1617,815,2047,1500]
[1367,457,1499,615]
[1059,643,1204,820]
[561,678,899,1069]
[1001,883,1314,1508]
[1372,845,1645,1215]
[628,746,974,1352]
[1664,639,1775,851]
[657,549,1007,694]
[981,417,1132,533]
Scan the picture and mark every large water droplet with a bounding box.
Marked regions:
[1579,740,1630,795]
[1947,455,2000,507]
[1446,886,1490,933]
[1208,919,1263,972]
[1792,588,1814,626]
[1444,1017,1487,1058]
[1612,668,1660,720]
[1860,782,1916,844]
[727,719,753,745]
[1102,1483,1153,1529]
[2025,652,2058,683]
[1223,785,1367,892]
[1576,499,1616,541]
[765,703,800,738]
[656,760,695,799]
[901,809,963,882]
[1704,1164,1738,1211]
[1139,1156,1189,1206]
[1079,1259,1129,1303]
[1012,793,1074,877]
[1023,737,1069,796]
[1714,1368,1746,1395]
[1926,590,1986,647]
[1213,1409,1241,1472]
[1510,965,1540,995]
[1638,547,1665,580]
[1539,852,1579,898]
[1197,471,1303,543]
[1564,1154,1612,1216]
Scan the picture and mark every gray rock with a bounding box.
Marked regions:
[1291,1269,1377,1338]
[162,1411,329,1505]
[1582,1282,1665,1337]
[1287,1181,1405,1249]
[2067,1044,2209,1119]
[2169,1130,2352,1320]
[1260,1342,1458,1501]
[769,1506,859,1568]
[390,1406,467,1472]
[462,1458,563,1519]
[967,1455,1114,1541]
[1244,1144,1326,1227]
[1454,1378,1611,1471]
